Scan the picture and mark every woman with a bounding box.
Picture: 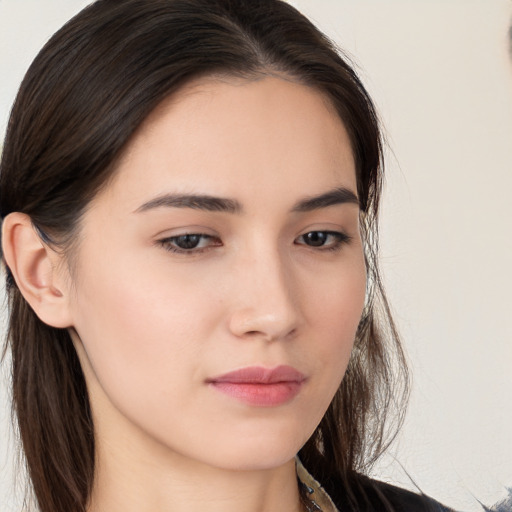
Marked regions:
[0,1,453,511]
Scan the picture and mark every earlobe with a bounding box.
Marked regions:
[2,212,73,328]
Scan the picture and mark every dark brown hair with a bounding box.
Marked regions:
[0,1,408,511]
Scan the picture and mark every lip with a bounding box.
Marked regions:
[206,365,306,407]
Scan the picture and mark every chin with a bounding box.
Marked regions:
[210,449,298,472]
[183,429,309,473]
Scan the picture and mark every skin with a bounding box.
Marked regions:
[4,76,367,512]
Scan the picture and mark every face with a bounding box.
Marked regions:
[67,76,366,472]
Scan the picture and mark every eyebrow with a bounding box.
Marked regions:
[135,194,242,214]
[134,186,359,214]
[292,187,360,212]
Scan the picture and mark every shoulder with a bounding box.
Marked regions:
[297,458,456,512]
[324,473,456,512]
[359,476,455,512]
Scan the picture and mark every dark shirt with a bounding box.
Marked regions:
[333,475,456,512]
[297,459,455,512]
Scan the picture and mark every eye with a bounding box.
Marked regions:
[157,234,221,253]
[295,230,351,251]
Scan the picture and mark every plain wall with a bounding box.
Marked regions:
[1,1,511,511]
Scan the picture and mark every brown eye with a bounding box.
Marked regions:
[173,234,203,249]
[295,231,351,250]
[302,231,329,247]
[158,234,222,253]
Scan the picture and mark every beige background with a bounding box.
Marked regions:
[1,1,511,510]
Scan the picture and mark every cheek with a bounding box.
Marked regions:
[69,251,220,404]
[299,253,367,399]
[307,255,366,343]
[315,253,366,368]
[285,265,365,445]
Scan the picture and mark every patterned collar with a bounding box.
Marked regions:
[296,458,339,512]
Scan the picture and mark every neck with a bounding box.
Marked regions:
[88,445,303,512]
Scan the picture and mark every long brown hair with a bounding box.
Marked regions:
[0,1,409,511]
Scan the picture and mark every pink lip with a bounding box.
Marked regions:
[207,365,306,407]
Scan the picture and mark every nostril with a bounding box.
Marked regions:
[241,327,298,342]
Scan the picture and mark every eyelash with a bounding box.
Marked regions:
[157,234,221,254]
[157,230,351,255]
[295,231,352,252]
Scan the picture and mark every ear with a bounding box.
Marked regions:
[2,212,74,328]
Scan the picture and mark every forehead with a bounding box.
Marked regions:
[98,75,356,211]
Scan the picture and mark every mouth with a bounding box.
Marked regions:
[206,365,306,407]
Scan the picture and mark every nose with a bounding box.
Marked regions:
[227,247,301,342]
